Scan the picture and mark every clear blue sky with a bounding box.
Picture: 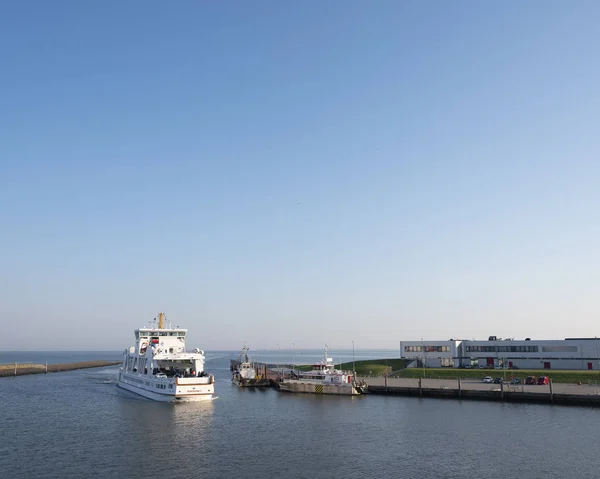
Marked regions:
[1,2,599,350]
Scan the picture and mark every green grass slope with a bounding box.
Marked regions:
[391,367,600,384]
[294,358,410,376]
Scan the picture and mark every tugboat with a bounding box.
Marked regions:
[278,345,366,396]
[117,313,215,402]
[232,345,270,387]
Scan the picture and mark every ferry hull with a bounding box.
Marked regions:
[232,377,271,387]
[277,381,362,396]
[117,377,214,402]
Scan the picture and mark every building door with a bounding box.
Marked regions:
[544,362,551,369]
[508,361,513,368]
[487,357,494,367]
[588,362,593,370]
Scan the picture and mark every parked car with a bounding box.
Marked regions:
[525,376,537,385]
[510,378,522,385]
[482,376,493,383]
[493,377,502,384]
[537,376,549,385]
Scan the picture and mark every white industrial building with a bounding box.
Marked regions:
[400,337,600,370]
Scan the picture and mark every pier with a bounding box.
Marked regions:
[231,360,600,406]
[365,376,600,407]
[0,360,121,378]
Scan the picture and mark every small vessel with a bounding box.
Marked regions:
[232,345,270,387]
[117,313,215,402]
[278,345,365,396]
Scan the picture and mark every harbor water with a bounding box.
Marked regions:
[1,350,600,478]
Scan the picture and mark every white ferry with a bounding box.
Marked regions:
[278,345,366,396]
[117,313,215,402]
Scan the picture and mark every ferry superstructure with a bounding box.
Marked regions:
[117,313,215,402]
[278,345,365,396]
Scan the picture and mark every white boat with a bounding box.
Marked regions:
[278,345,365,396]
[117,313,215,402]
[232,345,270,387]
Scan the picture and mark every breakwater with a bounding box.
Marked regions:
[0,360,121,378]
[365,376,600,407]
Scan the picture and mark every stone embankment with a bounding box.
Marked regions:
[0,360,120,378]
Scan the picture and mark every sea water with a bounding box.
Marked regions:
[1,350,599,478]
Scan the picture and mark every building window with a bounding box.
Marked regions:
[542,346,577,353]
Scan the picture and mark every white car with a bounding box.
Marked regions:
[482,376,493,383]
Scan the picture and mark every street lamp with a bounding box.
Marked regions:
[594,336,600,372]
[292,342,295,372]
[352,340,356,377]
[421,338,426,378]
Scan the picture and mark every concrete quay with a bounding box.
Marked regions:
[362,376,600,407]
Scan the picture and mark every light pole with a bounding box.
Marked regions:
[292,342,295,372]
[594,336,600,372]
[422,338,425,378]
[352,340,356,377]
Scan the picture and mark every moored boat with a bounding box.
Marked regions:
[117,313,215,402]
[232,345,270,387]
[278,345,366,396]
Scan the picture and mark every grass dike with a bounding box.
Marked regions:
[294,358,410,376]
[390,367,600,384]
[293,359,600,384]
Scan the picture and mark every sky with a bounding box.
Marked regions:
[1,2,600,351]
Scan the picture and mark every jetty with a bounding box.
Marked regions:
[0,360,121,378]
[230,358,600,407]
[365,376,600,407]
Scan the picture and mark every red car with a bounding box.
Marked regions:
[525,376,537,385]
[537,376,549,385]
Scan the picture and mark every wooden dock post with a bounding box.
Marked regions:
[457,377,461,397]
[384,374,388,391]
[549,378,553,403]
[419,377,422,396]
[500,380,504,401]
